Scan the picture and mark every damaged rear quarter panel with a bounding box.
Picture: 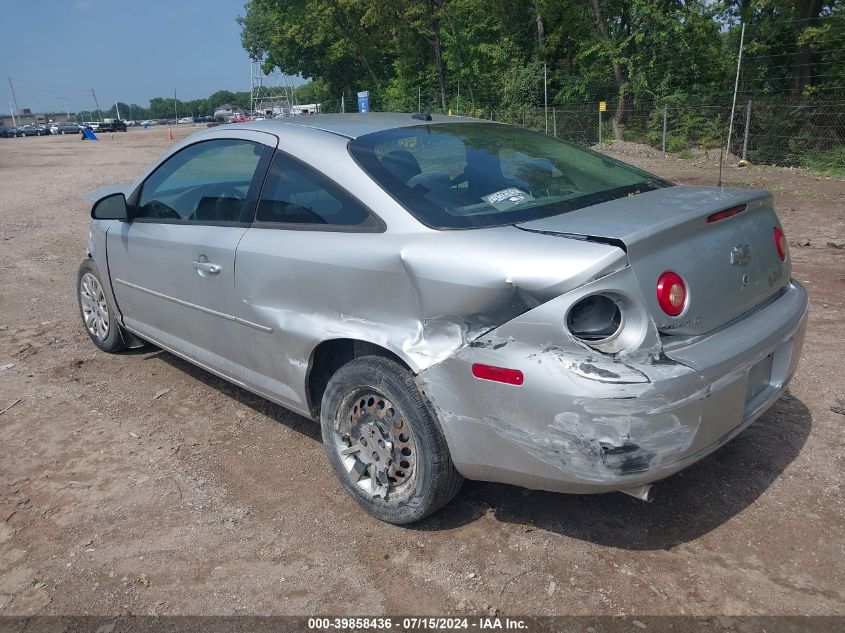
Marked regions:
[416,267,735,492]
[232,224,627,414]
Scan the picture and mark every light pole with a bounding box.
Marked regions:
[8,77,20,122]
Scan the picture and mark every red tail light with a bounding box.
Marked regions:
[773,226,787,261]
[471,364,524,386]
[656,271,687,316]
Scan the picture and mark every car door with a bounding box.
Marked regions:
[232,151,387,412]
[107,133,275,374]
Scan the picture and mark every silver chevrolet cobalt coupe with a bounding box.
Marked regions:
[79,113,807,523]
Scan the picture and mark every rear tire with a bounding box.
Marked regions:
[320,356,463,524]
[77,259,127,353]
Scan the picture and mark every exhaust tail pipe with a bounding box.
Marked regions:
[620,484,655,502]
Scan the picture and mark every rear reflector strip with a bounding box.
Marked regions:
[471,363,524,385]
[706,204,746,223]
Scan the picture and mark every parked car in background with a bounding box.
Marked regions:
[177,117,194,124]
[17,124,49,136]
[51,122,84,135]
[97,119,127,132]
[78,113,808,524]
[0,126,18,138]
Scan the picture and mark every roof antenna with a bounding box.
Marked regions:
[411,104,433,121]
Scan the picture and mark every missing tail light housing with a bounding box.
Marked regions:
[773,225,787,261]
[566,294,623,343]
[656,271,687,316]
[565,290,650,355]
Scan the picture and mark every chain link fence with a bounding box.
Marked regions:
[323,91,845,177]
[474,96,844,175]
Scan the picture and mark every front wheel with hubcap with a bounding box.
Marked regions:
[76,259,127,353]
[320,356,463,524]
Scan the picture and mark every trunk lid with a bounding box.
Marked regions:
[516,185,790,336]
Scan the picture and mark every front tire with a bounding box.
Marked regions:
[320,356,463,524]
[77,259,127,353]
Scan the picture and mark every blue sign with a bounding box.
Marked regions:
[357,90,370,113]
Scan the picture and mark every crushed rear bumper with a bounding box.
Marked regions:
[418,280,808,494]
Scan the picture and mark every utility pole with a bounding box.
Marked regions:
[8,77,21,121]
[341,94,345,114]
[662,106,667,156]
[8,99,16,126]
[418,86,421,112]
[90,88,103,121]
[742,99,752,161]
[726,22,745,160]
[544,62,548,135]
[174,89,178,121]
[598,108,602,148]
[456,79,460,115]
[115,101,122,120]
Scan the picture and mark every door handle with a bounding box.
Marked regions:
[192,260,221,275]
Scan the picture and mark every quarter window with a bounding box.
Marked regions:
[137,139,265,223]
[255,153,372,227]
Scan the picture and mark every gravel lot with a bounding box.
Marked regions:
[0,127,843,618]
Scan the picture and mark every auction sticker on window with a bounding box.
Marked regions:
[482,187,533,210]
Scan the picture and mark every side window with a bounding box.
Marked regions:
[255,153,373,227]
[137,139,265,223]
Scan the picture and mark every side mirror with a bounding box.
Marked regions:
[91,193,128,220]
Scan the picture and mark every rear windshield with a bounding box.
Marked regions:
[349,122,671,229]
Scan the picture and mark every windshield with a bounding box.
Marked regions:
[349,122,671,229]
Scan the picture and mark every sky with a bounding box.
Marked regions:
[0,0,304,115]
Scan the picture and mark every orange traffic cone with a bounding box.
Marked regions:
[167,127,174,140]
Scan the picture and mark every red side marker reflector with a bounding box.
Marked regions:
[706,204,746,223]
[471,363,524,386]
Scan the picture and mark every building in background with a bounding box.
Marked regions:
[290,103,321,116]
[256,99,291,118]
[1,109,76,127]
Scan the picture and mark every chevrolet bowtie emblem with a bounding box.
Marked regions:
[730,244,752,266]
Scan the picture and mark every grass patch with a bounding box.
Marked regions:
[800,147,845,178]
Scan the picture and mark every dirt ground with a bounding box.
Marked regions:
[0,126,843,618]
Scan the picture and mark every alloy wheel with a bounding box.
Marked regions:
[79,272,110,340]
